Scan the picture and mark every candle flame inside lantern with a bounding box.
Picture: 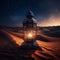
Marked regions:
[27,33,33,39]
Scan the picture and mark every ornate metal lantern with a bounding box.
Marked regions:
[19,10,42,57]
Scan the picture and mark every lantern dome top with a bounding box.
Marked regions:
[26,10,34,19]
[23,10,37,24]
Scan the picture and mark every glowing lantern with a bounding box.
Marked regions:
[19,10,43,57]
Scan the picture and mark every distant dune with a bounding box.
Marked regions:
[38,26,60,37]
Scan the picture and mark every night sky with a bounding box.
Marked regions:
[0,0,60,27]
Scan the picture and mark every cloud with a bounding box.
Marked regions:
[38,14,60,27]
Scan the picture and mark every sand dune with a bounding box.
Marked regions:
[0,29,60,60]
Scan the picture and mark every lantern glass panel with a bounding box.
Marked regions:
[24,29,36,40]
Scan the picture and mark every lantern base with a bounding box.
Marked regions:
[18,40,42,57]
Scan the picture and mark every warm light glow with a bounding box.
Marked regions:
[24,30,36,40]
[27,33,33,39]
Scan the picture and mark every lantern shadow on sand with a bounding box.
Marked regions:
[18,10,43,57]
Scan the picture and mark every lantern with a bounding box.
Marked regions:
[19,10,42,57]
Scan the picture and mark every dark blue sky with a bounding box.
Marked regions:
[0,0,60,26]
